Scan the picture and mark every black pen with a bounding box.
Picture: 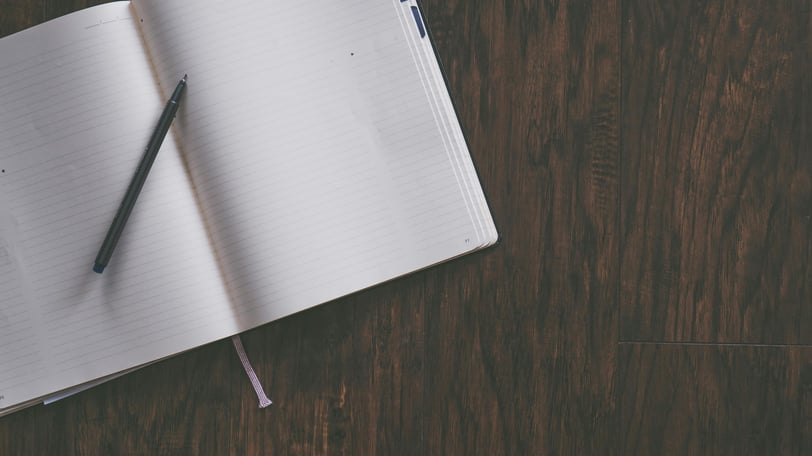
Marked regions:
[93,74,187,274]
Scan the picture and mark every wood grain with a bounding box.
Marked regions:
[226,275,429,454]
[419,0,620,453]
[619,344,812,455]
[620,0,812,344]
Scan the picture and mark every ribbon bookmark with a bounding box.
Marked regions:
[231,335,272,408]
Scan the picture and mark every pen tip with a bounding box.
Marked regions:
[93,263,104,274]
[182,74,187,82]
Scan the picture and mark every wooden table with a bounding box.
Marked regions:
[1,1,810,454]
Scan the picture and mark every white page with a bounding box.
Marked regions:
[0,2,235,412]
[132,0,495,328]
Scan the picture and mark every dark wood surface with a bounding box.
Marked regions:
[619,344,812,455]
[621,0,812,345]
[0,1,809,454]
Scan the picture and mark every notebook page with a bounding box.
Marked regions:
[133,0,490,327]
[0,2,234,411]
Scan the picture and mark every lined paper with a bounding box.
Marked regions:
[133,0,495,328]
[0,3,234,411]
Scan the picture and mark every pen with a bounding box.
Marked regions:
[93,74,187,274]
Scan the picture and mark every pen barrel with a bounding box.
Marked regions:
[93,79,186,271]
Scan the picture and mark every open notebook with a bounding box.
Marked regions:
[0,0,496,416]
